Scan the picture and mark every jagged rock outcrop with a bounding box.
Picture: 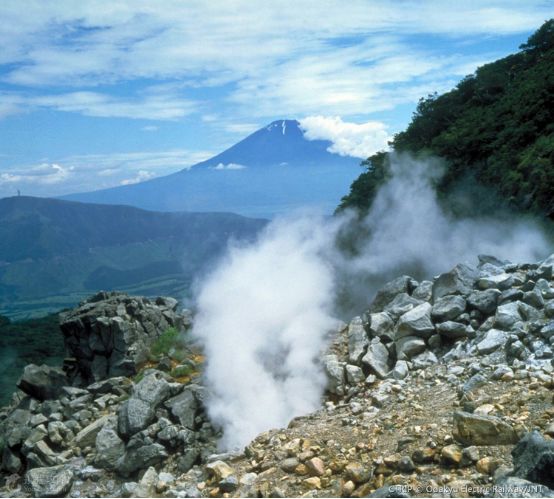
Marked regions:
[59,292,191,384]
[0,292,215,497]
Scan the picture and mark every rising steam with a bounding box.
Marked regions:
[192,153,550,451]
[192,216,343,450]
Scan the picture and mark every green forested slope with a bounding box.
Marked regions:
[340,20,554,218]
[0,196,266,318]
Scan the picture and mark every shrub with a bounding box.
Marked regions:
[150,327,180,358]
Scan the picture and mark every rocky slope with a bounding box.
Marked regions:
[2,255,554,498]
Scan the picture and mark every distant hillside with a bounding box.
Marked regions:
[0,196,265,318]
[62,120,361,218]
[340,20,554,218]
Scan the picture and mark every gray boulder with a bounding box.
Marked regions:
[431,295,466,322]
[412,280,433,302]
[437,321,468,340]
[540,322,554,340]
[395,336,426,360]
[370,276,412,313]
[478,273,515,291]
[524,289,545,309]
[495,302,524,330]
[467,289,501,315]
[345,364,364,384]
[74,415,111,448]
[545,301,554,319]
[347,316,369,364]
[361,338,390,378]
[500,288,524,305]
[119,442,167,476]
[118,371,174,437]
[165,388,198,430]
[478,254,509,268]
[476,329,508,355]
[384,293,422,320]
[95,424,125,470]
[118,398,155,438]
[17,364,67,401]
[397,303,434,339]
[432,263,477,300]
[133,371,173,407]
[25,465,74,497]
[391,360,409,380]
[3,408,32,448]
[536,279,554,300]
[538,254,554,277]
[453,411,518,445]
[368,312,395,341]
[411,350,438,369]
[323,355,345,395]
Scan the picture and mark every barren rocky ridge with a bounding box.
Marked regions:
[2,254,554,497]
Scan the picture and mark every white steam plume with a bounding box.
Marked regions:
[350,153,549,275]
[192,153,550,451]
[192,216,342,451]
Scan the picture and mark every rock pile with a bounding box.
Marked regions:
[2,254,554,498]
[324,254,554,398]
[0,293,215,497]
[1,370,215,497]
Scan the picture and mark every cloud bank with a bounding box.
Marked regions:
[0,2,550,121]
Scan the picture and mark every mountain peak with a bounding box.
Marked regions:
[190,118,346,170]
[265,119,299,136]
[61,118,360,217]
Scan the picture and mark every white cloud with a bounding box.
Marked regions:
[299,116,391,158]
[0,148,214,198]
[0,88,197,121]
[120,170,155,185]
[223,123,260,135]
[32,90,196,121]
[141,125,158,132]
[67,149,214,172]
[0,1,548,122]
[0,163,72,185]
[212,162,247,170]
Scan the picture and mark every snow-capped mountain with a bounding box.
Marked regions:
[62,120,361,217]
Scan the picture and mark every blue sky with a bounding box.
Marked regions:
[0,1,551,198]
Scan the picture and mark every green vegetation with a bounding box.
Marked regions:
[133,326,201,384]
[150,327,180,358]
[0,313,64,405]
[170,362,195,379]
[340,20,554,218]
[0,196,265,319]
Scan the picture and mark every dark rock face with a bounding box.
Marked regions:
[60,292,190,385]
[512,431,554,489]
[17,364,68,401]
